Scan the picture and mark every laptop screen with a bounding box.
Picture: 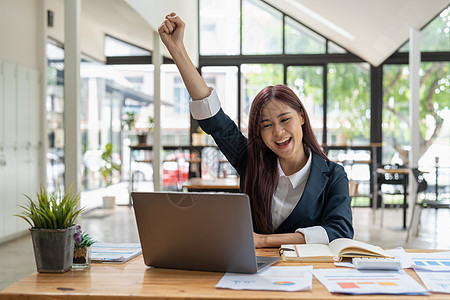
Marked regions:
[132,192,265,273]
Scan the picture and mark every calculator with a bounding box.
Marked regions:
[352,257,402,270]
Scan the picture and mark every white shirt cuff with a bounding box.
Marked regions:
[189,88,221,120]
[296,226,329,244]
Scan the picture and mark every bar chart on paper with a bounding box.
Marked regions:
[409,252,450,271]
[415,270,450,294]
[216,266,313,292]
[313,269,428,295]
[413,259,450,267]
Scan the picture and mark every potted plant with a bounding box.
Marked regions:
[15,185,84,273]
[135,115,154,145]
[99,143,121,208]
[122,111,136,131]
[73,225,95,269]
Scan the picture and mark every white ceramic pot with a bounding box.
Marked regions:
[102,196,115,209]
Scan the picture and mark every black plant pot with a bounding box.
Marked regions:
[29,226,76,273]
[137,133,148,144]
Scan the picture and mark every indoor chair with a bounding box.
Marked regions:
[405,168,431,242]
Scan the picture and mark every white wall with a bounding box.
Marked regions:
[0,61,42,242]
[0,0,41,69]
[0,0,44,242]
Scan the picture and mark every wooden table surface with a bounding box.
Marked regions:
[0,249,446,300]
[182,177,240,190]
[377,168,410,175]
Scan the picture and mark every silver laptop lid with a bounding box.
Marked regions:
[132,192,261,273]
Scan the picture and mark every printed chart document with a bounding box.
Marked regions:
[90,242,142,263]
[313,268,428,295]
[216,266,313,292]
[407,251,450,271]
[280,238,392,262]
[387,248,450,271]
[415,269,450,293]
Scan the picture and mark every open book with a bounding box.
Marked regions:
[280,238,393,262]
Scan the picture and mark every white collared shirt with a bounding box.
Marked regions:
[272,155,312,230]
[189,88,329,244]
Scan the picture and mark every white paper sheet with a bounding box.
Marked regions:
[313,268,428,295]
[387,248,450,271]
[216,266,313,292]
[90,242,142,262]
[415,269,450,293]
[407,252,450,271]
[386,247,414,268]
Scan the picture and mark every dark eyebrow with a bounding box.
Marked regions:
[278,112,291,118]
[261,112,291,123]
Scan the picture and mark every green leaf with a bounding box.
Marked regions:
[15,184,84,229]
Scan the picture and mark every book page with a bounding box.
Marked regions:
[294,244,335,258]
[328,238,391,257]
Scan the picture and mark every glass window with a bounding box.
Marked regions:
[286,66,324,142]
[417,61,449,200]
[201,66,239,123]
[382,64,410,165]
[242,0,283,55]
[285,16,326,54]
[328,41,346,54]
[104,35,150,57]
[421,6,450,52]
[327,63,370,145]
[383,62,449,174]
[240,64,283,136]
[161,65,190,146]
[199,0,240,55]
[79,63,154,202]
[398,42,409,53]
[398,6,449,52]
[46,41,65,194]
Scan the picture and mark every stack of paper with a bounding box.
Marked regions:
[90,242,142,263]
[386,248,450,294]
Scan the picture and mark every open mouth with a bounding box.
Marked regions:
[275,137,291,147]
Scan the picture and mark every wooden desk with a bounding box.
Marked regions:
[182,177,240,193]
[0,249,444,299]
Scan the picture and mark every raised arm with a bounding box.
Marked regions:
[158,13,210,100]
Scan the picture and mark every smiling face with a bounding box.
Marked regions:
[259,98,306,174]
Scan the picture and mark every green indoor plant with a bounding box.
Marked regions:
[122,111,136,131]
[99,143,121,208]
[15,185,84,273]
[99,143,121,187]
[73,225,95,269]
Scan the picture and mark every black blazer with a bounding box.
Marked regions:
[198,109,354,241]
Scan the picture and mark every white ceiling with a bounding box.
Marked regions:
[124,0,198,65]
[81,0,449,67]
[266,0,449,66]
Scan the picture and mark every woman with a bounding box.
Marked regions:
[159,13,353,248]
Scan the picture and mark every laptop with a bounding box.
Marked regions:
[131,191,279,273]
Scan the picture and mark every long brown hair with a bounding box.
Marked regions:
[245,85,328,233]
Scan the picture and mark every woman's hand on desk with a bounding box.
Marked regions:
[253,232,305,248]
